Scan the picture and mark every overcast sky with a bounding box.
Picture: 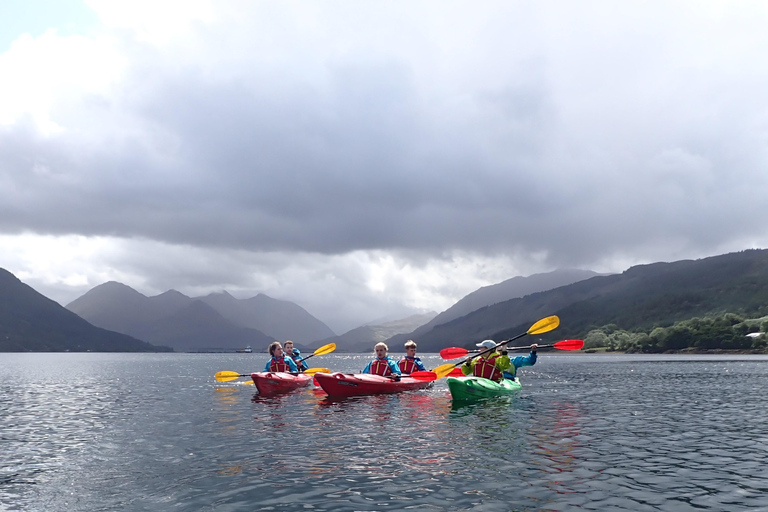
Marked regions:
[2,1,767,333]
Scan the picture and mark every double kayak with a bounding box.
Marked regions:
[446,376,522,401]
[314,372,433,397]
[250,372,313,395]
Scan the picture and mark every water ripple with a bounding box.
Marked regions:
[2,353,768,511]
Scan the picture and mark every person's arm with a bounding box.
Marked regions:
[511,351,537,369]
[292,350,308,370]
[461,359,474,376]
[264,359,272,372]
[362,361,372,374]
[415,358,427,371]
[388,359,402,375]
[287,358,299,372]
[496,354,512,372]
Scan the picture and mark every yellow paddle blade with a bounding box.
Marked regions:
[432,363,460,379]
[527,315,559,335]
[303,367,330,375]
[214,371,246,382]
[313,343,336,356]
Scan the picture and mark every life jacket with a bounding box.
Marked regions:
[269,356,291,372]
[398,357,419,374]
[291,350,308,370]
[473,354,502,382]
[369,358,393,376]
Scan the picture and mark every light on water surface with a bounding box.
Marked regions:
[1,353,768,511]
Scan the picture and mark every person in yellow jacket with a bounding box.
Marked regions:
[461,340,512,382]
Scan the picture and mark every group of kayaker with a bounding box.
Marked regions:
[264,340,308,372]
[263,338,537,382]
[361,340,427,378]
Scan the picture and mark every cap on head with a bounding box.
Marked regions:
[476,340,497,349]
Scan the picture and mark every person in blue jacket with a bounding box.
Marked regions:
[501,343,538,380]
[362,342,402,377]
[283,340,308,371]
[398,339,427,374]
[264,341,299,373]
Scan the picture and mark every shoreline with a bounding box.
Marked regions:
[581,348,768,355]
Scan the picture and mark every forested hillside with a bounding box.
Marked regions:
[404,250,768,352]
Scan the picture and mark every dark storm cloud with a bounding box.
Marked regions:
[2,1,768,276]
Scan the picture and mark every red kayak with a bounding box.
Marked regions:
[250,372,313,395]
[314,372,433,397]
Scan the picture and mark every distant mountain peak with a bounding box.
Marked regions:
[206,290,235,298]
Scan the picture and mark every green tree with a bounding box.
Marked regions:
[584,329,609,349]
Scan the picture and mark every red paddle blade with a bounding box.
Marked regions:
[409,371,437,381]
[553,339,584,351]
[447,367,464,377]
[439,347,469,359]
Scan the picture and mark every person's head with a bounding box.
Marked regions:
[476,340,496,350]
[374,342,388,358]
[269,341,283,357]
[404,340,417,356]
[283,340,294,352]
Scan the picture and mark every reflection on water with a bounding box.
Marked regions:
[2,353,768,511]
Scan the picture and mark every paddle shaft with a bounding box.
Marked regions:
[469,342,554,353]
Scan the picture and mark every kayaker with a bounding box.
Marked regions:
[501,343,538,380]
[264,341,299,373]
[362,342,402,378]
[283,340,309,372]
[461,340,512,382]
[398,340,427,374]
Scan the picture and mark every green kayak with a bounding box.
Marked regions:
[446,376,522,401]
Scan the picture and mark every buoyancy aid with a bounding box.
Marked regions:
[288,350,307,370]
[269,356,291,372]
[369,358,393,376]
[473,354,502,382]
[398,357,419,374]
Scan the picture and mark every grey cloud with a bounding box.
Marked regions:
[3,2,768,288]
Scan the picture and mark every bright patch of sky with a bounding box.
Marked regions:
[0,0,100,51]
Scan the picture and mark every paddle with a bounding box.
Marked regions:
[439,339,584,359]
[430,315,560,380]
[295,342,336,363]
[408,371,437,381]
[214,367,331,382]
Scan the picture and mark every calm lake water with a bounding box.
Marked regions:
[1,352,767,511]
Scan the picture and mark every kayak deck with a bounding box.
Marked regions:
[250,372,313,395]
[314,372,433,397]
[446,376,521,401]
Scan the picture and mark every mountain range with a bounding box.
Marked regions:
[399,268,600,342]
[65,283,336,352]
[5,249,767,353]
[0,269,170,352]
[390,249,768,352]
[309,312,438,353]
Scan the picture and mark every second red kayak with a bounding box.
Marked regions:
[314,372,433,397]
[250,372,313,395]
